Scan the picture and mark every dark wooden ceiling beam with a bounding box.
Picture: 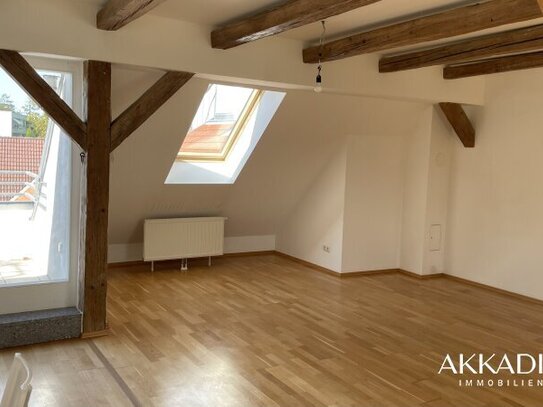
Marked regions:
[97,0,166,31]
[444,51,543,78]
[110,71,193,151]
[439,103,476,148]
[380,24,543,73]
[211,0,382,50]
[303,0,543,63]
[0,49,87,150]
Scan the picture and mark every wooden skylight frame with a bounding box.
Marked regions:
[177,88,264,162]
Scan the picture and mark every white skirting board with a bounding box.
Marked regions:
[108,235,276,264]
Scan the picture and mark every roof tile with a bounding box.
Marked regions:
[0,137,44,202]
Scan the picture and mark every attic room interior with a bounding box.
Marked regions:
[2,0,543,405]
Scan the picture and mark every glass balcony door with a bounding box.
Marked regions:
[0,55,83,315]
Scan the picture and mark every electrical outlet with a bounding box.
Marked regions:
[323,245,331,253]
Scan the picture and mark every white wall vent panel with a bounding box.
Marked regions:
[429,224,442,252]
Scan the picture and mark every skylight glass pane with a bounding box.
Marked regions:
[179,84,255,159]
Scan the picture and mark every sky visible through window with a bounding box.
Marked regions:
[178,84,259,161]
[1,68,62,110]
[1,67,62,139]
[0,69,29,111]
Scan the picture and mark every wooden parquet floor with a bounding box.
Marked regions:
[2,254,543,406]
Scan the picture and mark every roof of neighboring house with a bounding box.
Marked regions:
[179,123,234,155]
[0,137,43,202]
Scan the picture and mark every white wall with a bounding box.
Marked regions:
[446,69,543,300]
[277,100,429,273]
[108,68,359,248]
[421,108,454,275]
[106,67,381,261]
[341,134,405,272]
[108,65,436,264]
[108,243,143,264]
[277,103,454,277]
[398,106,455,276]
[276,145,347,272]
[399,108,433,274]
[223,235,276,254]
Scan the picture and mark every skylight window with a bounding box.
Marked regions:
[166,84,286,185]
[178,84,263,162]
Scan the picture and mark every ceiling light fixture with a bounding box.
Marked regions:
[314,20,326,94]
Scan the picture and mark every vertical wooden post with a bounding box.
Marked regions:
[83,61,111,335]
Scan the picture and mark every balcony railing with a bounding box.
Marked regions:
[0,170,45,219]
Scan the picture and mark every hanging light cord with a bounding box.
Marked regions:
[314,20,327,92]
[317,20,327,73]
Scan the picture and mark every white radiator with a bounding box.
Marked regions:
[143,217,226,269]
